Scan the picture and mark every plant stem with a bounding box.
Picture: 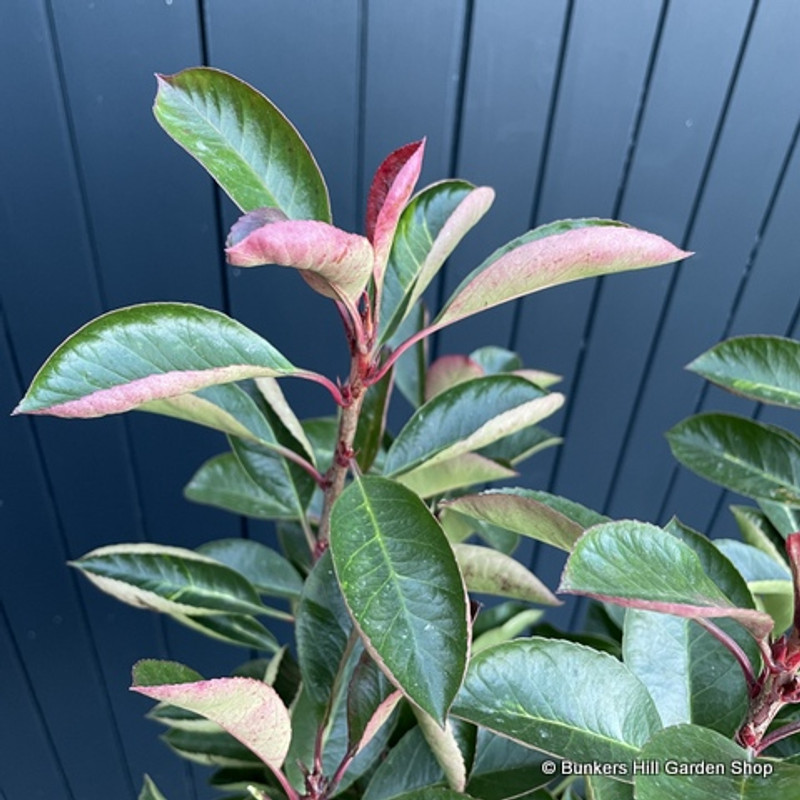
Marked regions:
[316,354,368,551]
[754,718,800,755]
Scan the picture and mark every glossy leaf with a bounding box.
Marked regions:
[363,726,445,800]
[380,181,494,342]
[469,346,523,374]
[622,610,750,734]
[366,140,425,289]
[71,543,269,617]
[230,435,313,521]
[759,498,800,538]
[452,638,661,766]
[295,550,353,710]
[664,517,755,609]
[354,370,393,473]
[226,210,373,303]
[453,544,559,605]
[132,672,292,770]
[197,539,302,599]
[397,453,516,499]
[425,355,485,401]
[154,67,330,219]
[472,609,544,654]
[141,382,288,450]
[163,727,260,768]
[384,376,564,477]
[185,453,300,520]
[255,377,315,463]
[347,652,402,753]
[134,659,203,686]
[433,220,690,330]
[587,777,634,800]
[477,425,562,466]
[139,775,168,800]
[414,710,467,792]
[389,301,429,408]
[731,505,787,565]
[560,521,773,640]
[330,477,469,724]
[466,727,551,800]
[667,413,800,505]
[14,303,303,418]
[441,489,588,552]
[634,724,800,799]
[172,613,281,652]
[688,335,800,409]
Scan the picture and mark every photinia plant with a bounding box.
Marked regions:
[20,66,800,800]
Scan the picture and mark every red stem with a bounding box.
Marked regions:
[754,718,800,756]
[368,321,439,385]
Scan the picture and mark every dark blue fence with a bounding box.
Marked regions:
[2,1,799,798]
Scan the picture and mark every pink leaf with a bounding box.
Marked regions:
[355,690,403,755]
[366,140,425,288]
[425,355,485,401]
[132,677,291,769]
[226,212,373,303]
[434,221,692,330]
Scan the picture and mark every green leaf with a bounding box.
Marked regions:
[622,610,750,734]
[330,477,469,724]
[392,791,475,800]
[132,675,292,770]
[363,727,445,800]
[667,413,800,506]
[295,550,353,710]
[452,638,661,768]
[355,370,393,473]
[384,376,563,477]
[433,220,690,330]
[466,727,551,800]
[347,652,401,754]
[14,303,307,418]
[230,436,313,521]
[634,724,800,799]
[172,613,281,651]
[389,301,429,408]
[425,355,485,401]
[477,425,562,466]
[587,777,634,800]
[688,335,800,409]
[469,347,523,374]
[140,382,284,447]
[759,498,800,538]
[185,453,301,520]
[133,659,204,686]
[163,727,262,768]
[380,181,494,343]
[731,505,788,566]
[397,453,516,499]
[139,775,168,800]
[472,609,544,654]
[441,489,590,552]
[255,377,315,464]
[154,67,330,219]
[303,417,339,473]
[453,544,559,605]
[71,543,269,617]
[226,210,373,304]
[414,709,468,792]
[197,539,303,600]
[559,521,773,640]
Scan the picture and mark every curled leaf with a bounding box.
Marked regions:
[226,209,373,303]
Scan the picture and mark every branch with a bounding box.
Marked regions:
[368,321,438,385]
[754,718,800,756]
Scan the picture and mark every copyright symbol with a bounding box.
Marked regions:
[542,761,557,776]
